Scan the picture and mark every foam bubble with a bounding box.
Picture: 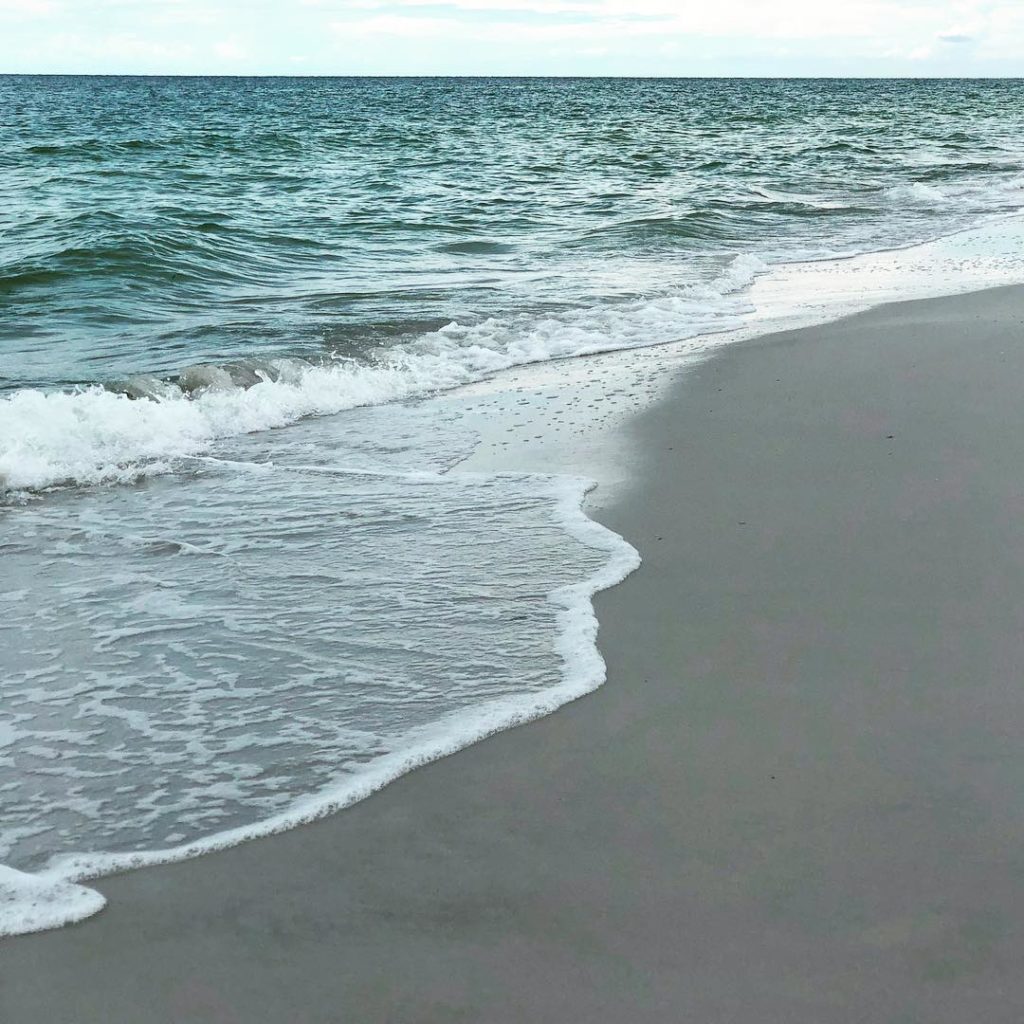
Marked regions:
[0,865,106,936]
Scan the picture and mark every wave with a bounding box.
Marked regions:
[434,240,518,255]
[724,187,872,216]
[26,138,166,157]
[917,161,1022,181]
[0,209,342,301]
[884,182,949,207]
[805,140,881,155]
[574,212,738,248]
[0,255,767,495]
[0,473,641,936]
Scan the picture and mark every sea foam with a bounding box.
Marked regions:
[0,866,107,937]
[885,182,948,206]
[0,461,639,937]
[0,255,766,496]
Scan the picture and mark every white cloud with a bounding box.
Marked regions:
[41,30,196,60]
[0,0,60,16]
[4,0,1024,74]
[328,0,992,44]
[213,37,247,59]
[333,13,451,36]
[344,0,597,12]
[331,13,665,42]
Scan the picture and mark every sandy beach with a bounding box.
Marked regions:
[5,284,1024,1022]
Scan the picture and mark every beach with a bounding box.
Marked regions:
[4,283,1024,1021]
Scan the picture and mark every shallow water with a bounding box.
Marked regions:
[0,399,638,934]
[1,445,602,871]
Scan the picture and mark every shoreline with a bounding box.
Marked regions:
[6,210,1024,499]
[5,282,1024,1019]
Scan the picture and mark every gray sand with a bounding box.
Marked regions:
[5,286,1024,1022]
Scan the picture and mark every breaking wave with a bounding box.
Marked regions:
[0,255,767,494]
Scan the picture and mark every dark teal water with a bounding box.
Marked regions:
[3,77,1023,395]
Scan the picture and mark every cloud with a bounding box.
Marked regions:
[41,30,196,60]
[343,0,596,12]
[328,1,966,44]
[213,38,247,59]
[0,0,60,16]
[333,13,450,35]
[330,12,665,43]
[4,0,1024,74]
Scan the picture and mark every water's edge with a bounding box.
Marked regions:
[0,474,639,937]
[6,212,1024,937]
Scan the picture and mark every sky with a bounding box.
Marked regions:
[1,0,1023,76]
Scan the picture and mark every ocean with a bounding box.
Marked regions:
[2,76,1024,934]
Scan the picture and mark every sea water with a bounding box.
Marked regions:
[3,77,1024,934]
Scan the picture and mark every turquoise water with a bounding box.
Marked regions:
[2,77,1024,935]
[3,77,1023,397]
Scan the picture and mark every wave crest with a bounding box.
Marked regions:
[0,255,767,495]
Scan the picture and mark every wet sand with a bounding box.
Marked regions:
[4,285,1024,1022]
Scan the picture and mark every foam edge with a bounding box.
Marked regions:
[0,865,107,937]
[1,474,639,939]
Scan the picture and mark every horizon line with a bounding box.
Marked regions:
[2,72,1023,80]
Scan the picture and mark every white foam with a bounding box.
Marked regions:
[0,359,444,493]
[0,256,765,495]
[732,209,1024,338]
[0,865,106,937]
[0,473,639,937]
[886,182,948,206]
[7,206,1024,497]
